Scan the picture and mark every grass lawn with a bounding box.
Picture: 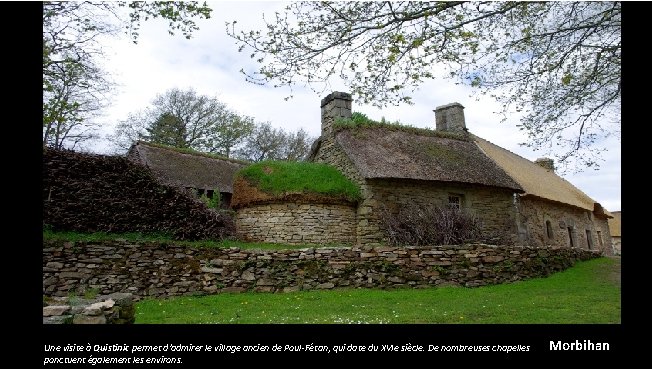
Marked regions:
[135,257,621,324]
[42,230,333,250]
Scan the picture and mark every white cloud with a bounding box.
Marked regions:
[88,1,621,211]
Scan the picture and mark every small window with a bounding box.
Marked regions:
[546,220,554,239]
[448,194,463,210]
[567,227,575,248]
[197,189,205,196]
[206,189,214,199]
[586,230,593,250]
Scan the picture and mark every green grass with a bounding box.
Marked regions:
[139,141,250,165]
[42,229,341,250]
[43,229,175,243]
[334,111,469,141]
[236,161,361,201]
[135,257,620,324]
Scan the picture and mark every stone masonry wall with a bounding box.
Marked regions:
[44,240,601,300]
[235,203,357,245]
[43,292,135,324]
[518,197,613,255]
[612,237,621,256]
[363,179,520,246]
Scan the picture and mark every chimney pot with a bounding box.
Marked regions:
[534,157,555,172]
[321,91,352,136]
[434,102,466,132]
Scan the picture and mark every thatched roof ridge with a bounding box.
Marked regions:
[127,141,248,193]
[473,135,604,212]
[334,127,523,191]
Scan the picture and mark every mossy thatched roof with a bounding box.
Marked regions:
[325,125,609,215]
[127,141,248,193]
[334,128,523,191]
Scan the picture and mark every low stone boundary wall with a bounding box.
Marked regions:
[235,203,356,245]
[43,292,135,324]
[43,240,601,300]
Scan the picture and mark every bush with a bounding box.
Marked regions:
[43,148,235,241]
[377,204,484,246]
[199,188,221,209]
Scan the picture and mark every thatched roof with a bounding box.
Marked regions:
[127,141,248,193]
[473,136,604,212]
[323,125,609,214]
[608,211,621,237]
[334,128,523,191]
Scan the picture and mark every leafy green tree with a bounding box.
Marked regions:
[227,1,620,170]
[203,114,255,158]
[145,113,189,148]
[43,1,212,150]
[112,88,254,157]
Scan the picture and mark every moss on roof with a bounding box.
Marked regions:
[128,141,249,193]
[334,113,469,141]
[333,128,523,191]
[233,161,361,207]
[138,141,249,165]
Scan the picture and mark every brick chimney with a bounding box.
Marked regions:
[534,157,555,172]
[320,91,352,136]
[434,102,467,133]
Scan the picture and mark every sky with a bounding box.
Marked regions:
[89,1,621,212]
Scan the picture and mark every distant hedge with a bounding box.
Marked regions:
[43,149,235,241]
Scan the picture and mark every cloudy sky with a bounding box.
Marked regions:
[90,1,621,211]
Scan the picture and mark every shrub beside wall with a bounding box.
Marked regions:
[43,149,235,240]
[43,240,601,300]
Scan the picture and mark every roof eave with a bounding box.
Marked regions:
[519,193,610,217]
[365,176,525,193]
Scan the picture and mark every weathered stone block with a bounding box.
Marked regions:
[73,315,107,324]
[43,305,70,316]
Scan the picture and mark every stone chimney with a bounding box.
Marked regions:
[534,157,555,172]
[320,91,352,136]
[434,102,467,133]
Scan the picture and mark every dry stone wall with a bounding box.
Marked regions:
[44,240,600,300]
[43,292,135,324]
[236,203,356,245]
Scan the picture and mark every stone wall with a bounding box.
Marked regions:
[364,179,519,245]
[44,240,601,300]
[518,197,613,255]
[235,203,357,245]
[43,292,135,324]
[612,237,621,256]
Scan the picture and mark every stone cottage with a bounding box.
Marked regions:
[608,211,621,255]
[127,141,248,208]
[308,92,613,254]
